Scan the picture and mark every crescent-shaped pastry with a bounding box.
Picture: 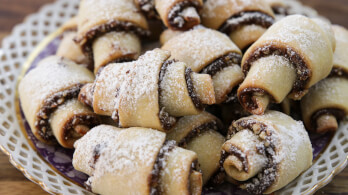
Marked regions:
[167,112,225,184]
[202,0,275,50]
[155,0,203,30]
[301,25,348,133]
[56,17,89,67]
[222,111,312,194]
[75,0,149,73]
[238,15,335,115]
[79,49,215,131]
[162,28,243,103]
[19,56,100,148]
[73,125,202,195]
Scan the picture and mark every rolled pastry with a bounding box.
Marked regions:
[222,111,312,194]
[56,17,89,67]
[19,56,100,148]
[301,25,348,133]
[238,15,335,115]
[167,112,225,184]
[73,125,202,195]
[75,0,149,73]
[202,0,275,50]
[79,49,215,131]
[134,0,158,19]
[162,28,243,103]
[155,0,203,30]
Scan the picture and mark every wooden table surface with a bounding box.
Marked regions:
[0,0,347,194]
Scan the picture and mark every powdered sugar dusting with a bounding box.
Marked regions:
[94,62,135,114]
[162,28,240,72]
[261,15,328,61]
[260,111,312,168]
[249,55,293,85]
[80,0,144,26]
[116,49,170,113]
[74,126,166,191]
[19,56,94,123]
[73,125,122,175]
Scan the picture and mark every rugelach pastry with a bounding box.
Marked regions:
[73,125,203,195]
[162,28,243,103]
[238,15,335,115]
[79,49,215,131]
[19,56,100,148]
[301,25,348,133]
[75,0,149,73]
[202,0,275,50]
[221,111,312,194]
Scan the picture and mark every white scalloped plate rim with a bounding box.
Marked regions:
[0,0,347,195]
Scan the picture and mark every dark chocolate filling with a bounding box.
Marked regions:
[178,121,221,147]
[200,52,242,76]
[35,84,83,141]
[185,67,204,110]
[226,146,249,172]
[329,67,348,79]
[311,108,346,131]
[240,45,311,110]
[78,85,94,108]
[167,0,202,30]
[89,142,107,170]
[238,88,273,112]
[138,0,158,19]
[63,114,101,141]
[219,11,274,35]
[75,21,150,67]
[158,60,178,130]
[222,120,278,194]
[150,140,177,195]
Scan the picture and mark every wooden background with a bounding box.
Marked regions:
[0,0,347,194]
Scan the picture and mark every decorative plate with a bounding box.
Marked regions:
[0,0,347,194]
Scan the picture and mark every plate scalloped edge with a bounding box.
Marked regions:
[0,0,347,194]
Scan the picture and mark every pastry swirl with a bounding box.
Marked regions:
[73,125,203,195]
[167,112,225,184]
[162,28,243,103]
[202,0,275,50]
[75,0,149,73]
[135,0,158,19]
[19,56,100,148]
[301,25,348,133]
[79,49,215,131]
[155,0,203,30]
[238,15,335,115]
[221,111,312,194]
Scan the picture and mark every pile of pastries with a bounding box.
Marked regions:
[18,0,348,194]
